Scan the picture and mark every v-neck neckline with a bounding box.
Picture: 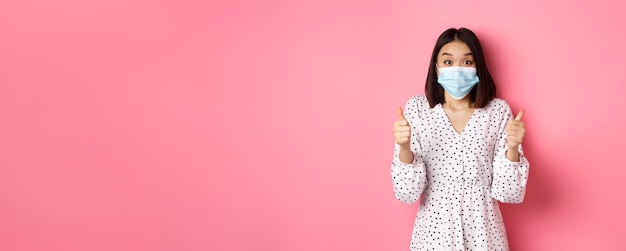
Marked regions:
[437,104,477,136]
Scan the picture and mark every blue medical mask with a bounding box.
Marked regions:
[436,66,480,100]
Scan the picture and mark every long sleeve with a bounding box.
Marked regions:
[391,97,427,204]
[490,104,530,204]
[391,144,427,204]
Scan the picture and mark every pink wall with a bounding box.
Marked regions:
[1,0,625,250]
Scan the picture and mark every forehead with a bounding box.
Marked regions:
[438,40,472,57]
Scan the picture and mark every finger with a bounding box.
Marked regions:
[394,127,411,133]
[510,127,525,135]
[515,109,525,121]
[396,137,410,144]
[394,120,409,127]
[394,132,411,139]
[507,133,522,141]
[397,106,406,120]
[507,129,525,139]
[507,121,524,130]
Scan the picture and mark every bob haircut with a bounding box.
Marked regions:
[425,28,496,108]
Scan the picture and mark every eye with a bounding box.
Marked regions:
[443,60,452,65]
[463,60,473,65]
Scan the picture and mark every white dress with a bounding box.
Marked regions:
[391,95,529,251]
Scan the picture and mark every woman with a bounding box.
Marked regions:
[391,28,529,251]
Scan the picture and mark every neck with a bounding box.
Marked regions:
[443,94,473,109]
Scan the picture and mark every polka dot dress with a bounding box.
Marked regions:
[391,95,529,251]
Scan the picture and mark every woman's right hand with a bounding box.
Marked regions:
[393,107,411,149]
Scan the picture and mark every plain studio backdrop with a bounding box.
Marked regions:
[1,0,625,250]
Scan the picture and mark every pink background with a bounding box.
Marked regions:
[1,0,624,250]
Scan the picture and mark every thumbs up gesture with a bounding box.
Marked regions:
[393,107,411,149]
[506,109,526,149]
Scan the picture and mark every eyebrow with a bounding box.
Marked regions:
[441,52,473,56]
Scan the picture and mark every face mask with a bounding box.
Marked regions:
[436,66,480,100]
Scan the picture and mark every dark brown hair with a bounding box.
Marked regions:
[425,28,496,108]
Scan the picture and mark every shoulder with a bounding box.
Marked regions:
[414,95,428,104]
[402,95,429,118]
[484,98,513,121]
[486,98,511,112]
[404,95,429,111]
[407,95,429,107]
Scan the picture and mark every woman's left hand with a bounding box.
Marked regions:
[506,109,526,149]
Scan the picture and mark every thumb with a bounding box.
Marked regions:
[397,107,406,120]
[515,109,525,121]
